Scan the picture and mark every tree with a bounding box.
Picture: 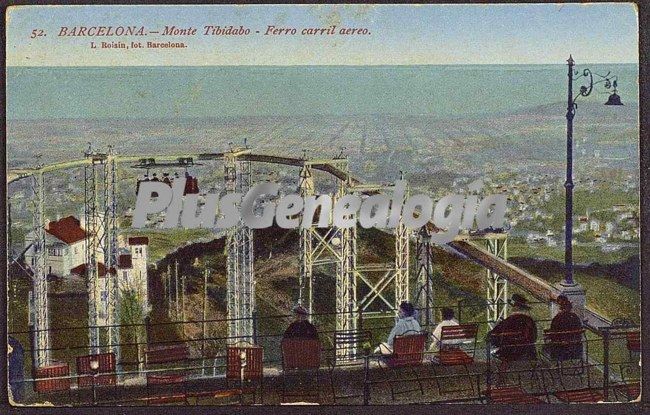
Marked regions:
[119,288,147,375]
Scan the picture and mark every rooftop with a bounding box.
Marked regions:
[45,216,87,244]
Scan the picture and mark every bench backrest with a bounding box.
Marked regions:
[226,345,264,381]
[390,332,426,367]
[334,330,371,358]
[281,338,320,370]
[543,328,585,345]
[145,344,190,365]
[440,323,478,344]
[76,352,117,388]
[438,324,478,364]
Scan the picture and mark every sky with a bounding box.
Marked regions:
[6,4,638,66]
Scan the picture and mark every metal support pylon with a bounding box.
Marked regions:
[393,182,410,312]
[84,158,101,355]
[224,148,254,344]
[30,170,50,367]
[335,171,357,360]
[414,226,435,330]
[102,150,120,360]
[84,147,120,357]
[486,237,508,328]
[298,158,348,324]
[352,181,410,317]
[298,163,314,317]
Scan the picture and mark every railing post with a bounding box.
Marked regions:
[457,299,463,323]
[358,308,364,331]
[363,355,370,405]
[252,311,259,345]
[603,328,610,402]
[144,316,151,345]
[485,334,492,402]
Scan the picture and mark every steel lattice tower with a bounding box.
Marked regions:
[84,148,120,357]
[298,163,315,315]
[102,150,120,359]
[84,159,101,354]
[298,158,349,321]
[352,182,410,319]
[414,226,435,331]
[224,148,255,344]
[486,237,508,328]
[30,170,50,367]
[334,167,358,359]
[393,185,410,308]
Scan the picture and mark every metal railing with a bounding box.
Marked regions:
[7,304,640,406]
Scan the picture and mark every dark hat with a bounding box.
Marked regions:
[399,301,415,317]
[554,295,572,309]
[510,293,531,310]
[292,304,308,315]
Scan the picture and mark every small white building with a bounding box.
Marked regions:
[24,216,89,277]
[117,236,150,313]
[589,219,600,232]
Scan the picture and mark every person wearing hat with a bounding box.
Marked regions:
[374,301,422,355]
[283,304,319,340]
[489,293,538,364]
[544,295,583,361]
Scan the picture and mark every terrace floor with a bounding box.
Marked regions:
[13,352,638,407]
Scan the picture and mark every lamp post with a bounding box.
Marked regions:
[89,358,100,406]
[560,55,622,313]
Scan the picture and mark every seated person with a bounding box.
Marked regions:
[544,295,583,361]
[283,304,318,340]
[375,301,421,355]
[429,307,461,352]
[489,294,537,362]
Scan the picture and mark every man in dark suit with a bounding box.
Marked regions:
[8,336,25,402]
[489,293,538,378]
[283,304,318,340]
[545,295,584,360]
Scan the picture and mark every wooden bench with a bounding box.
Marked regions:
[379,332,427,401]
[487,385,544,404]
[328,330,372,403]
[554,387,603,403]
[139,388,244,406]
[34,362,71,395]
[432,324,478,396]
[144,344,191,404]
[612,381,640,402]
[145,344,191,384]
[226,344,264,403]
[281,338,321,403]
[76,352,117,388]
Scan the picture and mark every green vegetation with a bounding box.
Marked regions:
[508,238,638,264]
[126,228,213,263]
[119,289,148,372]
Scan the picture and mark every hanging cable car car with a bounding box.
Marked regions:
[183,171,199,195]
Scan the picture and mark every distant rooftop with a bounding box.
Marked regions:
[46,216,87,244]
[128,236,149,246]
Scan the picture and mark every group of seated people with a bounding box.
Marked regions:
[490,293,583,363]
[280,293,584,363]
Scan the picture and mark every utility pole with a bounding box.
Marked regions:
[167,264,172,319]
[181,273,186,337]
[202,269,208,375]
[175,261,180,320]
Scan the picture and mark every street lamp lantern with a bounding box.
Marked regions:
[605,90,624,106]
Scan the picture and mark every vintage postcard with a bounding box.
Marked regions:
[5,3,641,408]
